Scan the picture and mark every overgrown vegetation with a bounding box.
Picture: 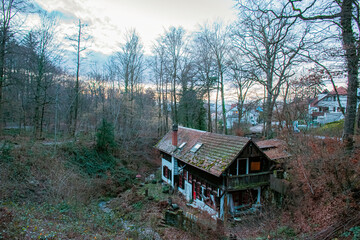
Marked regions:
[0,201,129,239]
[281,134,360,236]
[0,127,158,239]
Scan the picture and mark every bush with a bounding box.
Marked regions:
[0,141,13,163]
[342,226,360,240]
[277,226,297,238]
[70,144,136,196]
[72,147,116,177]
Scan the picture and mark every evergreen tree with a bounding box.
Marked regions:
[96,119,116,153]
[178,89,206,130]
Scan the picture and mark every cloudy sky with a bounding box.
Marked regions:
[33,0,237,56]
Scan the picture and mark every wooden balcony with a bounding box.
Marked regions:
[227,171,271,191]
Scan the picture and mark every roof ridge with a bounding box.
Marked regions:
[178,126,206,133]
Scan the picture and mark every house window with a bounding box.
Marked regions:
[333,107,336,112]
[163,166,168,178]
[178,142,187,149]
[183,170,187,181]
[163,166,172,180]
[188,173,192,183]
[250,161,261,171]
[190,143,203,153]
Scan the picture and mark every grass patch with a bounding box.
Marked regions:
[312,119,344,137]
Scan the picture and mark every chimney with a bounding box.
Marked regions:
[172,124,178,147]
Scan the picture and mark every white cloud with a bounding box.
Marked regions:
[34,0,237,55]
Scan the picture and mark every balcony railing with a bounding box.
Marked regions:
[227,171,271,190]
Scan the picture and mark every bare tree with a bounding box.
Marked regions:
[151,40,169,136]
[0,0,28,132]
[115,29,144,133]
[26,13,60,139]
[160,26,186,124]
[254,0,360,145]
[66,19,91,137]
[197,22,230,134]
[227,49,254,127]
[232,4,307,137]
[192,30,217,132]
[116,29,144,98]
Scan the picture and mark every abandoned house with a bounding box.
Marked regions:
[156,125,289,219]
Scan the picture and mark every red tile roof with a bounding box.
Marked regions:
[156,127,290,177]
[328,86,347,95]
[256,139,291,161]
[310,97,319,107]
[156,127,250,177]
[256,139,284,149]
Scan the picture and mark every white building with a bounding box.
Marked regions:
[309,87,360,125]
[226,104,259,129]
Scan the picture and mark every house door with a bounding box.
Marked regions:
[192,181,196,200]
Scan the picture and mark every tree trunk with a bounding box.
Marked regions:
[164,79,169,131]
[341,0,359,147]
[265,89,273,138]
[0,27,6,133]
[215,79,219,133]
[207,85,212,132]
[34,75,42,139]
[220,71,227,134]
[72,19,82,137]
[173,70,177,124]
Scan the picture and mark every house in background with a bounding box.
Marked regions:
[226,104,259,129]
[309,87,360,125]
[156,125,287,219]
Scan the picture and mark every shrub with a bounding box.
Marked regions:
[70,145,136,196]
[277,226,297,238]
[72,147,116,177]
[282,134,360,233]
[0,141,13,163]
[342,226,360,240]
